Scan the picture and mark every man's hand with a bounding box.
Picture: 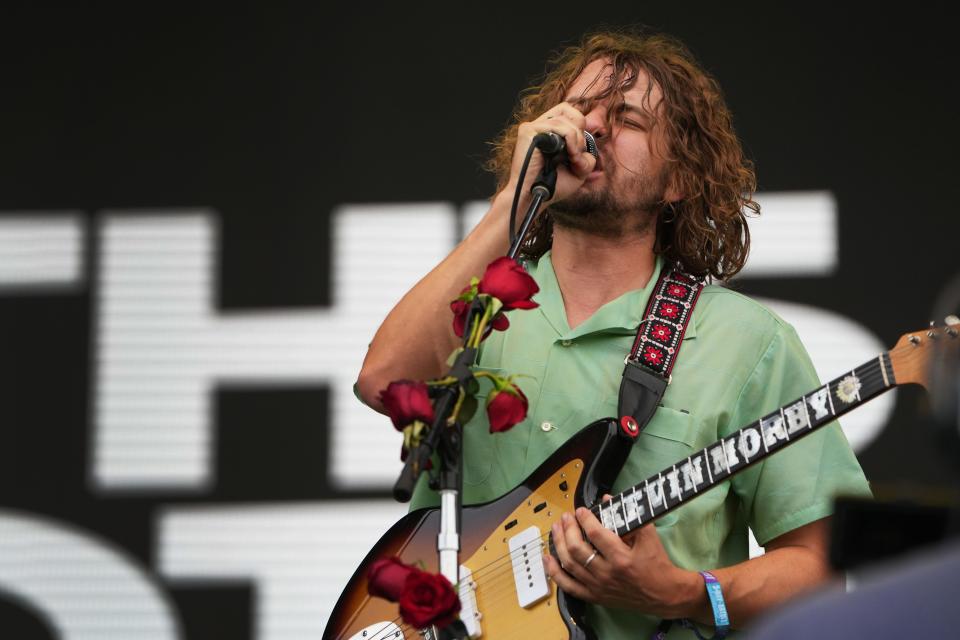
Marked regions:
[501,102,598,208]
[543,496,836,628]
[544,496,699,620]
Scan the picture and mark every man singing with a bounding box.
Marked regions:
[356,28,871,638]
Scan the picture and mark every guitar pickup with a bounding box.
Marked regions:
[508,526,550,608]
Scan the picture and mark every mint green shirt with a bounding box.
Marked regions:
[408,252,871,638]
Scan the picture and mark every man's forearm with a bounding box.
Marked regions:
[671,520,834,628]
[356,191,514,411]
[671,546,832,627]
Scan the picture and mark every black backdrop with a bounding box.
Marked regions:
[2,5,959,639]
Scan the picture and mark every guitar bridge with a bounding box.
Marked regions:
[457,564,482,638]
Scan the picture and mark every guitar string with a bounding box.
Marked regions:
[361,364,895,639]
[361,353,903,640]
[430,363,894,615]
[456,359,893,584]
[426,354,914,638]
[462,364,892,587]
[370,365,896,639]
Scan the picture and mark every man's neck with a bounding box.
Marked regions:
[550,225,657,330]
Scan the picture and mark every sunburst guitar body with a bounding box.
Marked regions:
[323,418,624,640]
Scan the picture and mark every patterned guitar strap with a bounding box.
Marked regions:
[616,266,730,640]
[617,263,705,439]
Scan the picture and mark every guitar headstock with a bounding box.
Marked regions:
[889,316,959,389]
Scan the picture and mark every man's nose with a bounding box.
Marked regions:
[583,106,608,140]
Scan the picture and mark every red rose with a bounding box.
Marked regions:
[367,557,461,630]
[450,298,470,338]
[367,557,414,602]
[491,313,510,332]
[398,570,461,629]
[478,257,539,310]
[486,384,528,433]
[379,380,435,431]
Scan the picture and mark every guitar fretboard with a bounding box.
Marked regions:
[593,353,895,536]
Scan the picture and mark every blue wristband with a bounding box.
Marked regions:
[650,572,730,640]
[700,571,729,638]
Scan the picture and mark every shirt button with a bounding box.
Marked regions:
[540,421,555,432]
[560,340,573,347]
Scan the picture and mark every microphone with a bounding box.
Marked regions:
[532,131,598,162]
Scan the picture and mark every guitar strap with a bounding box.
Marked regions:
[617,264,704,438]
[618,264,711,640]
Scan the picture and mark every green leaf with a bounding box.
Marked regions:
[458,393,478,425]
[463,376,480,396]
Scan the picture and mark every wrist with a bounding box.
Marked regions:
[662,568,708,620]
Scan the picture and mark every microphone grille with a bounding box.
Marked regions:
[583,131,598,160]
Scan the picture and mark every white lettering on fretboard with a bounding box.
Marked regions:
[737,427,763,461]
[623,489,645,524]
[723,438,741,468]
[806,386,831,421]
[664,465,682,499]
[611,503,626,530]
[599,505,614,530]
[708,443,728,477]
[784,399,810,435]
[680,455,705,492]
[645,476,666,510]
[761,413,788,448]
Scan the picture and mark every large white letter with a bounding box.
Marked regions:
[0,214,84,288]
[93,207,455,491]
[157,501,407,640]
[0,510,180,640]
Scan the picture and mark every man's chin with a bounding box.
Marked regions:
[549,195,624,236]
[549,192,660,238]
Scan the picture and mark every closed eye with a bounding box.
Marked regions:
[616,103,651,129]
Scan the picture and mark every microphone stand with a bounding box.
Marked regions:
[391,142,561,639]
[391,304,482,640]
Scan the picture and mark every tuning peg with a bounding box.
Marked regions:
[946,315,959,337]
[927,321,940,339]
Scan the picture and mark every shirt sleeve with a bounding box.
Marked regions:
[723,324,873,545]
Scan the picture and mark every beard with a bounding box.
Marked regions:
[548,162,669,238]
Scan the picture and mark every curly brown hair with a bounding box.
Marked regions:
[487,28,758,280]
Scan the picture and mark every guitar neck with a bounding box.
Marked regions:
[594,353,896,536]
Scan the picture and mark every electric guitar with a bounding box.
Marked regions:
[323,323,955,640]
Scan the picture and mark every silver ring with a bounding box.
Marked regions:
[583,550,598,568]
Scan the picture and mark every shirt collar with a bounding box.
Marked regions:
[527,251,698,341]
